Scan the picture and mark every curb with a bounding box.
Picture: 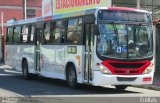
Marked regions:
[132,85,160,91]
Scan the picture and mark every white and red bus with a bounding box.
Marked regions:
[5,7,154,90]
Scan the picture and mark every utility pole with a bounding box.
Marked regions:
[137,0,140,9]
[23,0,27,19]
[152,0,154,19]
[1,12,3,36]
[0,12,4,62]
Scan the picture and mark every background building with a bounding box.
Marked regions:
[0,0,42,35]
[26,0,42,18]
[0,0,42,61]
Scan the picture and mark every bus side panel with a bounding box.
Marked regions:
[20,45,35,73]
[39,45,65,79]
[65,45,84,84]
[38,45,83,83]
[5,45,16,68]
[5,45,35,73]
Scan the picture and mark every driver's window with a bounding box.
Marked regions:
[139,28,148,44]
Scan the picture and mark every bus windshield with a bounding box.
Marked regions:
[97,23,153,59]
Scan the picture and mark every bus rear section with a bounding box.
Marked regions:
[91,7,154,88]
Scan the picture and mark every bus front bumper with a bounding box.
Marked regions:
[92,71,154,86]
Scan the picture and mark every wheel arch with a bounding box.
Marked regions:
[65,62,77,79]
[21,57,28,71]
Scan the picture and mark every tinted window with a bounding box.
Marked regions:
[67,18,82,44]
[22,25,29,43]
[44,22,51,43]
[6,27,13,44]
[13,26,21,43]
[51,20,65,43]
[30,25,35,43]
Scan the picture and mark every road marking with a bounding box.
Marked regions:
[30,87,160,98]
[0,65,13,69]
[31,95,128,97]
[30,94,160,98]
[4,69,21,74]
[0,74,15,76]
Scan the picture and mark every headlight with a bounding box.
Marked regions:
[99,65,112,74]
[143,63,154,74]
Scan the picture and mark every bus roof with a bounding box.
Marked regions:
[7,7,150,27]
[7,16,44,27]
[107,7,150,13]
[7,8,97,27]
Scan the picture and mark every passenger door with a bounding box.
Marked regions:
[84,23,94,83]
[35,27,43,73]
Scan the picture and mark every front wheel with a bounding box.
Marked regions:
[115,85,128,90]
[66,65,78,88]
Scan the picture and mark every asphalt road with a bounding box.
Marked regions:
[0,64,160,103]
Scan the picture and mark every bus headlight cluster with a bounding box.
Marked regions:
[99,65,112,74]
[143,64,153,74]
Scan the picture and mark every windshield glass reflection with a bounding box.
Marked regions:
[97,23,153,59]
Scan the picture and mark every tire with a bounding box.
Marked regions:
[115,85,128,90]
[22,61,31,80]
[66,65,78,88]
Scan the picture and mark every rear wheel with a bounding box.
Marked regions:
[115,85,128,90]
[66,65,78,88]
[22,61,30,80]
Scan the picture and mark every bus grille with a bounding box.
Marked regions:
[117,77,137,81]
[109,63,144,68]
[102,60,151,75]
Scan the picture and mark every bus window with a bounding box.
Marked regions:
[67,18,82,44]
[51,20,65,44]
[30,25,35,43]
[22,25,29,43]
[6,27,13,44]
[13,26,21,44]
[44,22,51,43]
